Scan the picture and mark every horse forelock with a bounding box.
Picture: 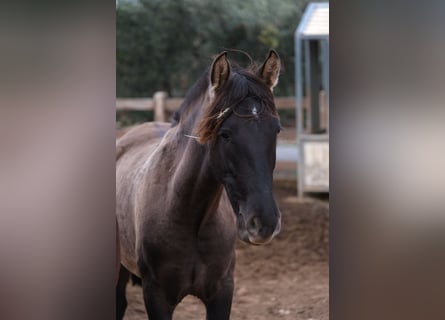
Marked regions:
[194,68,277,144]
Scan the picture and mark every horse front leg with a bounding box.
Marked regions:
[116,265,130,320]
[204,277,234,320]
[141,276,175,320]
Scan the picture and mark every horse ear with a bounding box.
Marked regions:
[210,52,231,94]
[257,50,281,90]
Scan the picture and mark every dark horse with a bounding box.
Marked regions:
[116,51,282,319]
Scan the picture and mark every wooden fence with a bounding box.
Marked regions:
[116,91,300,122]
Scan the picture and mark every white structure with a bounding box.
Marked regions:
[295,2,329,197]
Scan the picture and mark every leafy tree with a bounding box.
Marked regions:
[117,0,313,97]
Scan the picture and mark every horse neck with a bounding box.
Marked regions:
[168,97,224,222]
[173,134,220,203]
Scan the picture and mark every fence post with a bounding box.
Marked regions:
[153,91,167,122]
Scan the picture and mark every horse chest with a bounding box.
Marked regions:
[146,229,234,269]
[142,227,235,299]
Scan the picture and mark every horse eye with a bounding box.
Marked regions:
[219,131,231,141]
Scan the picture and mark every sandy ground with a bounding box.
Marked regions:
[122,180,329,320]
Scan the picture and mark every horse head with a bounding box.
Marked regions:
[196,51,282,245]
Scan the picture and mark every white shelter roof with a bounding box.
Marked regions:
[296,2,329,38]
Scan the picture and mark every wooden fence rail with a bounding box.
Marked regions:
[116,91,301,122]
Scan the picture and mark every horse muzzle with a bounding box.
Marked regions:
[236,211,281,245]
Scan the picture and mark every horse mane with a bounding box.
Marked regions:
[171,69,210,126]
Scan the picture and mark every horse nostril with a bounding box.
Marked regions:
[247,217,262,235]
